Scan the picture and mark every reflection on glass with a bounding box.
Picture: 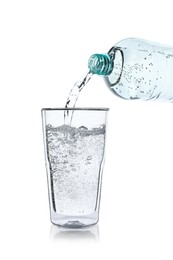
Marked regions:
[50,224,99,243]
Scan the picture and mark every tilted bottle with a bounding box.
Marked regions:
[88,38,173,102]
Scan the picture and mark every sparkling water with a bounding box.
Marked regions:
[64,71,93,125]
[46,123,105,216]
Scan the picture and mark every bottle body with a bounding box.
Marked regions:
[89,38,173,102]
[106,38,173,102]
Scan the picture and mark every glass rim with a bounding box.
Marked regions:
[41,107,109,112]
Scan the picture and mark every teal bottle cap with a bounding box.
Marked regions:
[88,53,113,76]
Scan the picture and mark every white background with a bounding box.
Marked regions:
[0,0,173,259]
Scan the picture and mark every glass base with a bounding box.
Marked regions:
[50,212,99,228]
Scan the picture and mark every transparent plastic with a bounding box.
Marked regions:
[42,108,109,227]
[88,38,173,102]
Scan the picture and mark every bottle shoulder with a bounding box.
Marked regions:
[113,38,173,52]
[113,38,151,49]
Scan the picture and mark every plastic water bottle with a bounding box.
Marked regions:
[88,38,173,102]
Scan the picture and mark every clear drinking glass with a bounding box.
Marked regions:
[41,108,109,227]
